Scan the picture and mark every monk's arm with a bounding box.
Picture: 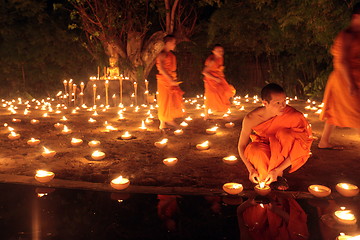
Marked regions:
[238,116,259,182]
[157,53,177,85]
[202,61,221,83]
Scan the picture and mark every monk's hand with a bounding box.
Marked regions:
[264,169,279,185]
[248,168,259,183]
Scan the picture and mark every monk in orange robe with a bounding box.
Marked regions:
[237,195,309,240]
[318,4,360,149]
[156,35,184,129]
[202,44,235,119]
[238,83,313,187]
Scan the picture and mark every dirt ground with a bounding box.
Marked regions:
[0,96,359,193]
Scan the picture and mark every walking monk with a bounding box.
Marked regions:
[238,84,313,189]
[318,3,360,149]
[156,35,184,130]
[202,44,235,119]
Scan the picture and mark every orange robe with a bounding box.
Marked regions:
[156,51,184,122]
[204,55,236,112]
[244,106,313,181]
[241,197,308,240]
[320,30,360,128]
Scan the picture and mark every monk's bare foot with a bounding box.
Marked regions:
[159,121,167,130]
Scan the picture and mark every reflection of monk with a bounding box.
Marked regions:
[319,4,360,149]
[237,196,309,240]
[157,195,179,231]
[156,35,184,130]
[238,83,313,186]
[202,44,235,119]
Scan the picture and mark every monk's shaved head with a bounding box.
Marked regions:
[261,83,285,102]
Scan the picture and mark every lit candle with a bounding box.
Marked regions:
[163,157,178,167]
[35,170,55,183]
[8,132,20,140]
[336,233,356,240]
[91,150,105,160]
[61,125,72,135]
[196,141,210,150]
[222,155,238,165]
[12,118,21,123]
[225,122,235,128]
[30,119,40,125]
[154,138,168,148]
[336,183,359,197]
[63,80,68,94]
[88,118,97,123]
[111,176,130,190]
[174,129,183,136]
[223,183,243,195]
[121,131,132,140]
[71,138,83,146]
[206,126,218,135]
[334,207,357,225]
[105,80,109,106]
[180,121,188,127]
[145,117,154,125]
[93,84,97,106]
[42,146,56,158]
[308,185,331,197]
[139,120,147,131]
[88,140,101,147]
[60,116,68,122]
[27,138,40,146]
[254,182,271,196]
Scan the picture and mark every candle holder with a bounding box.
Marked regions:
[336,183,359,197]
[30,119,40,125]
[206,127,218,135]
[71,138,83,146]
[196,141,210,150]
[334,207,357,225]
[223,183,243,195]
[42,147,56,158]
[174,129,183,136]
[8,132,20,140]
[308,184,331,197]
[154,139,168,148]
[225,122,235,128]
[111,176,130,190]
[121,132,132,140]
[54,123,64,129]
[254,182,271,196]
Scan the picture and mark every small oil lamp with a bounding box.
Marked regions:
[334,207,357,225]
[154,138,168,148]
[42,146,56,158]
[145,117,154,125]
[308,185,331,197]
[336,183,359,197]
[163,157,178,167]
[254,182,271,196]
[12,118,21,123]
[91,150,105,160]
[35,170,55,183]
[196,141,210,150]
[121,131,132,140]
[88,140,101,147]
[60,116,68,122]
[54,123,64,129]
[61,125,72,135]
[71,138,83,146]
[88,118,97,123]
[27,138,40,146]
[225,122,235,128]
[174,129,183,136]
[30,119,40,125]
[206,126,218,135]
[180,121,188,127]
[139,120,147,131]
[8,131,20,140]
[222,155,238,165]
[111,176,130,190]
[223,183,243,195]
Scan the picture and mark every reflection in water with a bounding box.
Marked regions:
[157,195,180,231]
[237,194,309,240]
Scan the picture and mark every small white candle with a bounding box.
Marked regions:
[154,138,168,148]
[174,129,183,136]
[308,185,331,197]
[71,138,83,146]
[206,126,218,135]
[225,122,235,128]
[30,119,40,125]
[336,183,359,197]
[42,146,56,158]
[163,157,178,166]
[54,123,64,129]
[254,182,271,196]
[222,155,238,165]
[8,132,20,140]
[121,131,132,140]
[111,176,130,190]
[223,183,243,195]
[61,125,72,135]
[334,207,357,225]
[196,141,210,150]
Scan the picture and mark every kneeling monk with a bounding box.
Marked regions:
[156,35,184,129]
[238,83,313,186]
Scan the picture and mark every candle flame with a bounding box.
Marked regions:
[36,170,53,177]
[200,141,209,147]
[259,182,265,189]
[43,146,51,153]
